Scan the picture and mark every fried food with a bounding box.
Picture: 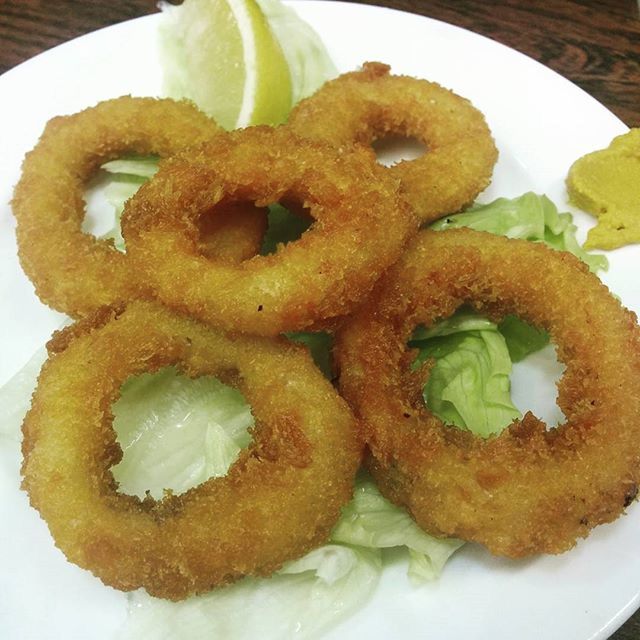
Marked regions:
[21,300,361,600]
[288,62,498,223]
[335,227,640,558]
[12,96,267,317]
[122,125,417,336]
[198,200,268,262]
[566,128,640,250]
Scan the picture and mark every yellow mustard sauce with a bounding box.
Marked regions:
[566,128,640,250]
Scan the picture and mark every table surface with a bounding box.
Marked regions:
[1,1,639,639]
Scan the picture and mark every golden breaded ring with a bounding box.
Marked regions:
[335,228,640,557]
[122,126,417,336]
[12,97,267,317]
[288,62,498,223]
[21,301,361,600]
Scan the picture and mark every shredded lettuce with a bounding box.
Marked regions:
[111,367,254,499]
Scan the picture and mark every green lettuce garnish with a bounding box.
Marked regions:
[260,203,312,256]
[331,474,463,582]
[101,157,159,179]
[409,313,521,437]
[109,367,457,636]
[122,544,380,640]
[111,367,254,498]
[285,331,333,379]
[497,314,549,363]
[431,191,608,273]
[107,367,459,637]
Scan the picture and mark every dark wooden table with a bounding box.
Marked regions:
[1,1,639,638]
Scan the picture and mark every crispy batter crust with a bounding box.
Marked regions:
[335,228,640,557]
[288,62,498,223]
[122,126,417,336]
[22,301,361,600]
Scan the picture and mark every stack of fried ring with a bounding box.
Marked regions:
[21,301,361,600]
[14,67,431,599]
[335,228,640,557]
[19,61,636,602]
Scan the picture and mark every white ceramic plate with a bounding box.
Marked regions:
[1,2,638,639]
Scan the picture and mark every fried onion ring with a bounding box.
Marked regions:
[12,96,267,316]
[335,228,640,557]
[288,62,498,223]
[21,301,361,600]
[122,126,416,336]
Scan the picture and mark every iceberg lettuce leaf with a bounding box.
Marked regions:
[497,315,549,363]
[410,313,521,436]
[431,192,608,273]
[122,545,380,640]
[331,475,463,582]
[415,193,607,435]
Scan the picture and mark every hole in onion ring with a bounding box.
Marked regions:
[193,198,313,261]
[111,366,254,500]
[197,198,269,262]
[286,331,334,380]
[511,344,564,428]
[408,311,564,437]
[260,201,314,255]
[372,134,427,167]
[83,154,160,250]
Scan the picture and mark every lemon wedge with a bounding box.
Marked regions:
[159,0,292,129]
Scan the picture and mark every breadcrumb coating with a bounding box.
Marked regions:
[122,125,417,336]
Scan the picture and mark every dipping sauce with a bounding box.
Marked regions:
[566,128,640,250]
